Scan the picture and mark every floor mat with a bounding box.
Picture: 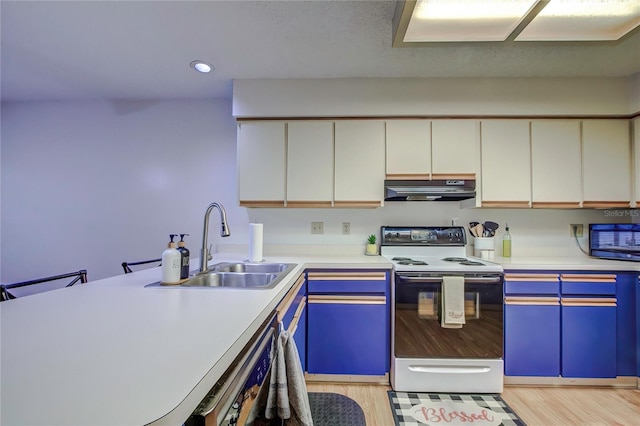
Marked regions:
[308,392,366,426]
[387,391,526,426]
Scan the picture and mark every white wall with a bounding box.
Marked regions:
[233,77,635,117]
[1,99,247,284]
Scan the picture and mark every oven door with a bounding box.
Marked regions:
[394,272,503,359]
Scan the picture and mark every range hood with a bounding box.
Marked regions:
[384,179,476,201]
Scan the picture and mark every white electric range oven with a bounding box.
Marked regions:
[381,226,505,393]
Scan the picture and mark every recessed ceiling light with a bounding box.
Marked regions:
[190,60,214,73]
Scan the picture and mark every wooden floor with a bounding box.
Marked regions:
[306,382,640,426]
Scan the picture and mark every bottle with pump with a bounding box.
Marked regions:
[503,223,512,258]
[161,234,181,284]
[177,233,190,280]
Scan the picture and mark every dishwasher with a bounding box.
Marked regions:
[185,312,279,426]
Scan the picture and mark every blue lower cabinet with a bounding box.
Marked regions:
[504,302,560,376]
[307,298,388,375]
[561,304,617,378]
[294,304,307,372]
[615,272,637,377]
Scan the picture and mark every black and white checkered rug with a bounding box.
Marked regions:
[388,391,526,426]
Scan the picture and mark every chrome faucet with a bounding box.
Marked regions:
[200,202,231,274]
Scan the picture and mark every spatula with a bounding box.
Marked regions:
[483,221,499,237]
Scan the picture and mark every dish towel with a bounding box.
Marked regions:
[441,276,465,329]
[265,329,313,426]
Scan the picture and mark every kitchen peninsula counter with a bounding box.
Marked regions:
[0,253,391,426]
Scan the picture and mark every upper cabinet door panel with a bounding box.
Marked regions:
[287,121,334,206]
[635,118,640,206]
[385,120,431,179]
[334,120,385,206]
[531,121,581,207]
[431,120,478,178]
[480,120,531,207]
[237,121,286,205]
[582,120,631,207]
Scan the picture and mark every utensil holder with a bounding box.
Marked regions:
[474,237,495,258]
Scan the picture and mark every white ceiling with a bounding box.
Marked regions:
[2,0,639,102]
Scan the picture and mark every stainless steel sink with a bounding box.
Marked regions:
[144,262,297,289]
[213,262,294,274]
[181,272,280,288]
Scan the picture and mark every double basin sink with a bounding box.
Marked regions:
[146,262,296,290]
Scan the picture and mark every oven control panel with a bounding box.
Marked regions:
[381,226,466,246]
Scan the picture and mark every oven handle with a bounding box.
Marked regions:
[396,275,502,284]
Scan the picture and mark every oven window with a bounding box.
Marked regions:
[394,277,503,359]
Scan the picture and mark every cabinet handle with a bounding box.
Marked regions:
[560,274,616,282]
[308,295,386,305]
[561,297,616,306]
[285,201,333,208]
[288,297,307,337]
[481,201,531,208]
[531,202,581,208]
[582,201,630,208]
[386,173,430,180]
[431,173,476,180]
[239,200,285,208]
[308,272,387,280]
[332,201,383,208]
[504,273,559,280]
[505,296,560,305]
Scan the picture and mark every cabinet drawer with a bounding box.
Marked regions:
[560,274,616,296]
[307,271,388,294]
[504,273,559,295]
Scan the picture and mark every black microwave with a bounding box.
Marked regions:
[589,223,640,262]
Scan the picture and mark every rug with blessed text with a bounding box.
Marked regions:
[387,391,527,426]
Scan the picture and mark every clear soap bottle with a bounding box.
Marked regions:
[502,223,512,258]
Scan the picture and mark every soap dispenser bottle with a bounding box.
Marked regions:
[161,234,181,284]
[502,223,512,258]
[177,233,190,280]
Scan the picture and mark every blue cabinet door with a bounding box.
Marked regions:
[307,300,387,375]
[615,272,637,376]
[504,302,560,376]
[294,303,307,372]
[562,304,617,378]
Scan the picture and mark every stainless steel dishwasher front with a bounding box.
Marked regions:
[185,312,278,426]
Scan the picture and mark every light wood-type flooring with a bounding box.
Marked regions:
[306,382,640,426]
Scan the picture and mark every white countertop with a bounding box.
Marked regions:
[0,253,390,426]
[2,251,638,425]
[491,255,640,272]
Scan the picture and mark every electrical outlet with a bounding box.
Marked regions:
[570,224,583,237]
[311,222,324,234]
[342,222,351,235]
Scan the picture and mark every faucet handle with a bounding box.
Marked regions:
[207,244,213,261]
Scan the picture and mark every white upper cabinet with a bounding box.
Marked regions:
[287,121,334,207]
[635,118,640,206]
[480,120,531,208]
[385,120,431,179]
[431,120,479,179]
[531,121,582,208]
[237,121,286,207]
[582,120,631,208]
[334,120,386,207]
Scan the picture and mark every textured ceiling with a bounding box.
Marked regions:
[2,0,639,102]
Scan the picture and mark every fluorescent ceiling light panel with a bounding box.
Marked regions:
[404,0,538,42]
[516,0,640,41]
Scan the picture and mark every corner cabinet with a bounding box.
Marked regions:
[582,120,631,208]
[480,120,531,208]
[237,121,286,207]
[334,121,385,207]
[306,270,390,381]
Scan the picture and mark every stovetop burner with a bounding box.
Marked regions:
[392,257,429,266]
[442,257,469,262]
[459,260,485,266]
